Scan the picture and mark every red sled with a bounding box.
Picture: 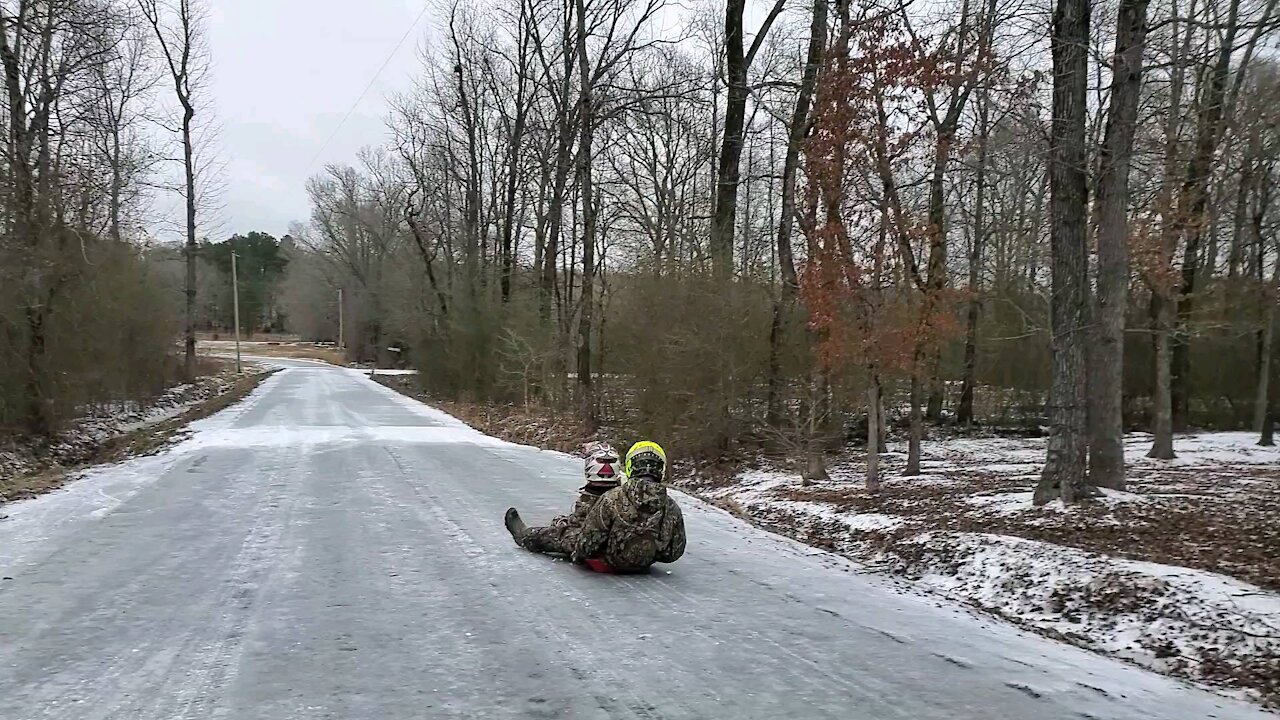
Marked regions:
[582,558,615,573]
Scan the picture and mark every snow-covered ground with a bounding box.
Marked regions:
[0,363,270,488]
[685,431,1280,707]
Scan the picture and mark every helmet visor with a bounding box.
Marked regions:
[628,454,665,480]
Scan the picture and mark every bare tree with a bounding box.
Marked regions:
[765,0,827,425]
[303,157,405,364]
[708,0,787,278]
[956,89,990,427]
[0,0,185,436]
[1168,0,1278,430]
[1258,237,1279,438]
[95,19,157,244]
[1144,0,1196,460]
[491,0,538,304]
[574,0,598,425]
[1034,0,1092,505]
[903,0,999,474]
[908,0,998,427]
[1,0,123,434]
[1088,0,1150,491]
[140,0,210,379]
[567,0,671,423]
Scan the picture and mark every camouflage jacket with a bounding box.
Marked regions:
[550,491,604,532]
[572,477,686,572]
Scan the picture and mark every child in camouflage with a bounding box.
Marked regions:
[504,442,622,556]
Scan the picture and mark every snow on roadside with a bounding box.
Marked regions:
[0,364,270,484]
[893,532,1280,702]
[689,431,1280,707]
[725,469,797,504]
[767,499,904,531]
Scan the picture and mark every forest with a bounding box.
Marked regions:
[279,0,1280,502]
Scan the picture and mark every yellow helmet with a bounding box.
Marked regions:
[625,441,667,481]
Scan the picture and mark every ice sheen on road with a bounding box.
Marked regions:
[0,361,1270,719]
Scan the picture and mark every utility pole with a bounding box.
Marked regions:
[338,288,344,350]
[231,250,242,374]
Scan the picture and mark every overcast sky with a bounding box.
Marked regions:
[205,0,430,240]
[199,0,760,243]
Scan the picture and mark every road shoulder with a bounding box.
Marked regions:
[1,365,277,508]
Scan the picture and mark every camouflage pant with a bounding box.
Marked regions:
[519,523,578,556]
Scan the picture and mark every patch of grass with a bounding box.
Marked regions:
[199,340,347,365]
[715,496,750,519]
[1,470,68,504]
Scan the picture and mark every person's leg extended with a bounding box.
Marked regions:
[519,524,575,555]
[505,508,575,555]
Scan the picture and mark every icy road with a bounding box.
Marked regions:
[0,361,1268,720]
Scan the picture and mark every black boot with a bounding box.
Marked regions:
[504,507,527,544]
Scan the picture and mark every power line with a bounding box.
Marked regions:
[304,2,430,174]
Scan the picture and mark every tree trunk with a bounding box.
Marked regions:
[803,445,829,485]
[766,0,826,425]
[906,368,923,475]
[918,0,996,431]
[1255,251,1279,433]
[926,370,944,423]
[801,363,830,485]
[24,305,52,436]
[540,59,576,322]
[498,57,528,303]
[1261,339,1277,445]
[957,315,980,423]
[710,0,786,278]
[922,120,957,428]
[452,54,482,306]
[1170,0,1242,431]
[182,103,197,379]
[1227,162,1251,282]
[109,129,123,244]
[574,0,597,429]
[404,193,450,318]
[866,374,881,492]
[1146,0,1193,460]
[1148,293,1177,458]
[958,91,991,428]
[765,305,788,426]
[1256,308,1275,435]
[710,0,748,278]
[1087,0,1148,491]
[1035,0,1092,505]
[1223,176,1244,283]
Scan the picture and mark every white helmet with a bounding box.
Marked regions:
[583,443,622,489]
